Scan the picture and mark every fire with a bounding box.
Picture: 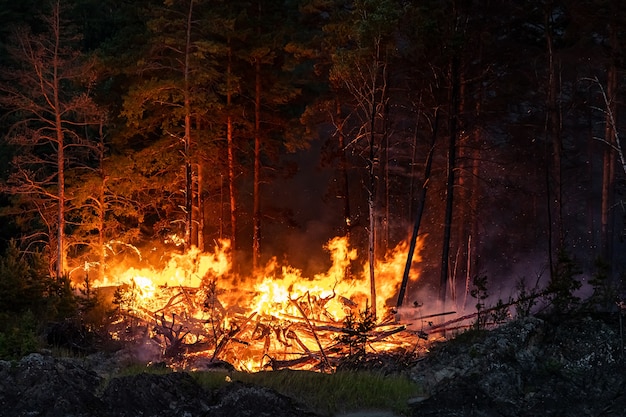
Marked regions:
[95,235,425,371]
[132,276,156,299]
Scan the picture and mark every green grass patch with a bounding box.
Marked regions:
[105,363,423,415]
[112,362,173,377]
[192,369,423,416]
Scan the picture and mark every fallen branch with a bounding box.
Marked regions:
[425,292,547,334]
[290,293,332,370]
[367,325,406,343]
[211,312,257,361]
[264,354,321,370]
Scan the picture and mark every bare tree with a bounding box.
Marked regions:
[328,1,403,318]
[0,0,100,277]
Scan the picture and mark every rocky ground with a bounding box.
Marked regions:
[409,313,626,417]
[1,313,625,416]
[0,353,316,417]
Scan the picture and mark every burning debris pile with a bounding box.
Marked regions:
[96,236,427,371]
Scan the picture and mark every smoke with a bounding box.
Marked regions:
[261,135,344,277]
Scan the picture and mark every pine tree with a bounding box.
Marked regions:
[0,0,101,277]
[120,0,222,251]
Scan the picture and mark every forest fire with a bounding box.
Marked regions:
[93,236,426,372]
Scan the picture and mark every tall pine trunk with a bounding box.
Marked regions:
[366,38,386,319]
[600,22,619,269]
[252,27,262,271]
[227,39,237,254]
[439,53,461,307]
[378,59,390,258]
[367,122,377,318]
[52,2,66,278]
[97,123,106,281]
[397,109,439,307]
[197,162,204,251]
[336,98,352,279]
[183,0,195,250]
[544,1,563,276]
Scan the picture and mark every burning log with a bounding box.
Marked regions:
[211,312,256,361]
[153,287,197,314]
[290,293,332,371]
[285,328,312,353]
[367,325,406,343]
[212,324,242,360]
[265,354,322,370]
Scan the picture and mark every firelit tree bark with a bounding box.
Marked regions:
[0,0,100,278]
[55,52,66,279]
[226,38,238,254]
[336,98,353,245]
[252,71,262,269]
[378,58,391,258]
[252,1,263,272]
[183,0,195,250]
[365,39,383,318]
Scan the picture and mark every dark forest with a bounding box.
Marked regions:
[0,0,624,362]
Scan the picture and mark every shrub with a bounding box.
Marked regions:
[514,276,540,318]
[0,310,42,359]
[583,257,618,312]
[546,249,582,314]
[0,240,48,315]
[470,275,489,330]
[337,304,376,359]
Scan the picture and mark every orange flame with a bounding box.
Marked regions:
[96,235,424,371]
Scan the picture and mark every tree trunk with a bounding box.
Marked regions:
[252,19,262,271]
[97,123,106,281]
[544,1,563,276]
[183,0,195,250]
[227,39,237,254]
[439,54,461,307]
[379,56,391,258]
[336,98,352,279]
[408,96,422,219]
[197,161,204,251]
[600,23,618,268]
[397,108,439,307]
[449,77,465,306]
[368,142,377,318]
[367,38,385,319]
[52,1,66,278]
[55,109,65,278]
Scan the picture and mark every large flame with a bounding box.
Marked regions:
[94,235,424,371]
